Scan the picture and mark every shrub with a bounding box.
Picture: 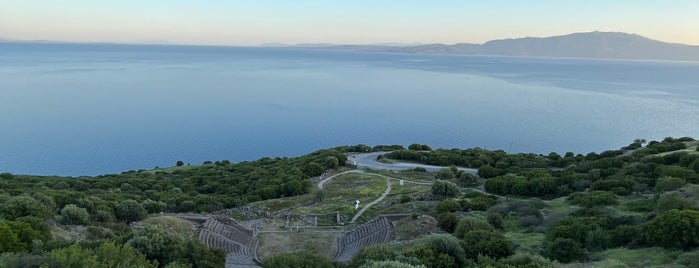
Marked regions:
[431,180,460,199]
[60,204,89,225]
[487,212,505,230]
[454,217,493,239]
[646,209,699,250]
[437,212,459,233]
[115,200,147,223]
[460,230,514,260]
[542,238,586,263]
[435,199,461,213]
[568,191,617,208]
[653,177,686,193]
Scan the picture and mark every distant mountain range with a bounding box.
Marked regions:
[301,32,699,61]
[3,32,698,61]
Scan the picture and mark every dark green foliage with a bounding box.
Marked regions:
[40,242,156,268]
[646,209,699,250]
[1,196,53,220]
[431,180,460,199]
[115,200,147,222]
[478,165,499,179]
[656,192,696,212]
[460,230,514,260]
[350,244,401,267]
[436,199,461,213]
[468,196,497,211]
[585,228,612,251]
[408,144,432,151]
[567,191,617,208]
[435,168,455,180]
[128,225,225,267]
[262,251,334,268]
[542,238,586,263]
[487,212,505,230]
[0,222,23,253]
[60,204,89,225]
[399,195,411,203]
[454,217,493,239]
[407,234,466,267]
[438,212,459,233]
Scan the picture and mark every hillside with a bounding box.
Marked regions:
[313,32,699,61]
[0,138,699,267]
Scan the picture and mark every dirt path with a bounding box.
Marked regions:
[317,170,364,190]
[351,178,391,223]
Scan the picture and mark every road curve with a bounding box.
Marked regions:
[349,152,478,174]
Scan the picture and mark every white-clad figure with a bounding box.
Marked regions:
[355,200,360,210]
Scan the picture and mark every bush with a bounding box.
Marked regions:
[115,200,147,223]
[437,213,459,233]
[460,230,514,260]
[487,212,505,230]
[585,228,612,251]
[431,180,460,199]
[542,238,586,263]
[653,177,686,193]
[646,209,699,250]
[435,199,461,213]
[350,244,402,267]
[568,191,617,208]
[454,217,493,239]
[60,205,89,225]
[399,195,411,203]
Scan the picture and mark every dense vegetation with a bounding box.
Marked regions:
[0,149,346,267]
[2,137,699,267]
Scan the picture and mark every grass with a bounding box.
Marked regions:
[577,247,683,268]
[256,231,340,261]
[504,231,545,255]
[140,215,197,239]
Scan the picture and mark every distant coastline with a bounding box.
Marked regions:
[4,31,699,62]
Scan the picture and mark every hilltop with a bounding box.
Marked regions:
[307,32,699,61]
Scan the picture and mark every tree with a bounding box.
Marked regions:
[646,209,699,250]
[431,180,461,199]
[115,200,147,223]
[60,204,89,225]
[176,161,184,167]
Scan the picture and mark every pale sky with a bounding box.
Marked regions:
[1,0,697,46]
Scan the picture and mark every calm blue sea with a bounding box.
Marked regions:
[1,43,698,176]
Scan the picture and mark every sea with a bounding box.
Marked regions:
[1,42,698,176]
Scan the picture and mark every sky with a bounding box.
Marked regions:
[1,0,698,46]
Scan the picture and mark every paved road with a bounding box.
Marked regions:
[349,152,477,174]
